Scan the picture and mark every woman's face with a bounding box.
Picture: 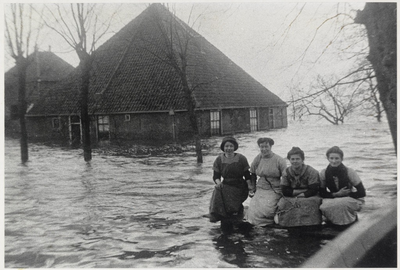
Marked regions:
[224,141,235,154]
[289,154,304,170]
[328,153,343,167]
[259,142,272,156]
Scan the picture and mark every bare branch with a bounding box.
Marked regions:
[13,4,21,55]
[4,9,17,58]
[287,64,374,104]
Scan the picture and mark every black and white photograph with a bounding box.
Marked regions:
[3,1,397,268]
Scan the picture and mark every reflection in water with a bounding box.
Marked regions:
[214,234,248,267]
[5,121,397,268]
[211,224,331,268]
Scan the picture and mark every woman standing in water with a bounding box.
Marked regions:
[319,146,366,225]
[246,137,287,226]
[209,137,254,233]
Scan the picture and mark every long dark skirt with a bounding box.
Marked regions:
[209,182,248,223]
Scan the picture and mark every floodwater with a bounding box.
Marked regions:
[4,120,397,268]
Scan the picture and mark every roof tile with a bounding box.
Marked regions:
[28,3,286,116]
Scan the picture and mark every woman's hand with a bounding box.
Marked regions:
[246,179,256,198]
[214,179,222,189]
[249,190,255,198]
[334,187,351,197]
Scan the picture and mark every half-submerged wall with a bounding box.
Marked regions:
[24,105,287,145]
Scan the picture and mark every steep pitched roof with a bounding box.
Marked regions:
[29,4,286,116]
[5,51,75,106]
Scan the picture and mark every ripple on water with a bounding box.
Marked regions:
[4,120,397,268]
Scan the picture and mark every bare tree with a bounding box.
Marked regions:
[5,4,43,163]
[43,3,118,161]
[284,3,396,150]
[283,5,383,124]
[295,75,362,124]
[355,3,397,152]
[139,4,206,163]
[289,57,382,124]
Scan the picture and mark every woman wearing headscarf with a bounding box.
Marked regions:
[275,147,322,227]
[319,146,366,225]
[245,137,287,226]
[209,137,254,233]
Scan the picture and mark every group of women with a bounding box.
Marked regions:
[209,136,366,233]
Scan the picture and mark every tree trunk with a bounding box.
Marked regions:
[17,56,29,163]
[78,58,93,162]
[376,100,382,122]
[355,3,397,152]
[181,74,203,163]
[194,134,203,163]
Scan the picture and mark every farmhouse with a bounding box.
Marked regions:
[5,50,75,137]
[25,4,287,145]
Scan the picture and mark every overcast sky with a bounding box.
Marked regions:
[3,1,367,102]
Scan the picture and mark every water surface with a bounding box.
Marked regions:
[5,120,397,267]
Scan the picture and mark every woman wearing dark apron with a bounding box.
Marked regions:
[209,137,253,233]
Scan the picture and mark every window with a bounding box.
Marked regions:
[210,111,221,135]
[52,118,60,129]
[269,108,275,129]
[98,115,110,140]
[125,114,131,122]
[69,115,81,145]
[250,109,258,131]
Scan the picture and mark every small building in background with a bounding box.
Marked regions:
[5,50,75,137]
[25,4,287,145]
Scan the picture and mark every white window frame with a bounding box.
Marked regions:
[98,115,110,140]
[269,108,275,128]
[250,108,258,131]
[210,111,221,135]
[69,115,82,142]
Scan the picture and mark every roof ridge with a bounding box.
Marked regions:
[26,4,286,116]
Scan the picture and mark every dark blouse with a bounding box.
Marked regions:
[213,153,250,185]
[280,165,320,197]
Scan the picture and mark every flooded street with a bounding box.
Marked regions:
[5,120,397,268]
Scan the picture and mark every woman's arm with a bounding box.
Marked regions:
[303,183,319,197]
[246,172,257,197]
[349,182,366,198]
[302,167,320,197]
[213,171,222,185]
[281,185,294,196]
[284,166,319,197]
[347,168,366,198]
[212,156,222,185]
[282,186,317,197]
[319,187,334,198]
[281,186,307,197]
[319,169,335,198]
[278,157,288,177]
[250,154,261,174]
